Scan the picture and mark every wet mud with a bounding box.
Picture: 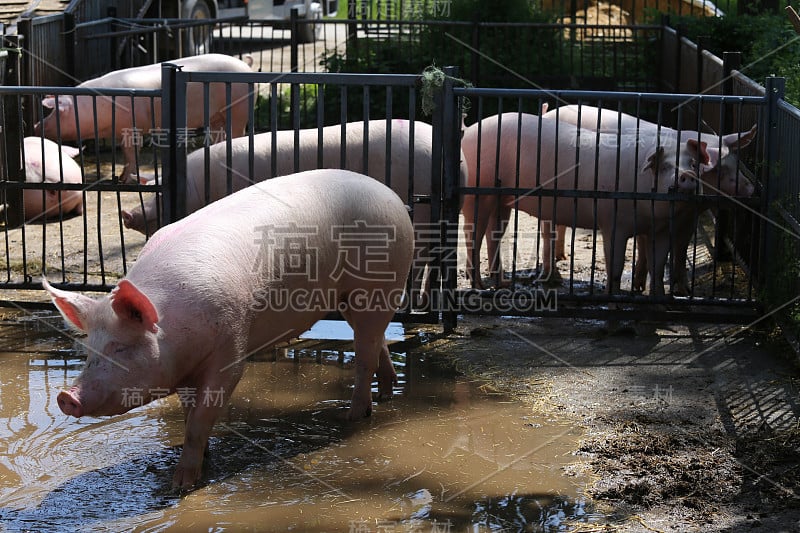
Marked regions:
[0,311,602,532]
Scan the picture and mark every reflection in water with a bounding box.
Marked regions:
[0,311,603,532]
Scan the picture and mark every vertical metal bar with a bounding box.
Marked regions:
[160,63,178,223]
[2,36,23,230]
[440,66,461,332]
[63,13,76,84]
[760,77,785,294]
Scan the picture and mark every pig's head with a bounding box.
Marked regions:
[698,125,757,198]
[43,278,164,418]
[122,176,160,235]
[643,137,709,193]
[33,96,78,140]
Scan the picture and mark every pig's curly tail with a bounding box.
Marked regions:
[420,65,472,117]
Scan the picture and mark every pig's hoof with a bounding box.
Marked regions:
[671,282,689,297]
[555,253,568,261]
[346,404,373,421]
[171,465,202,493]
[375,389,394,402]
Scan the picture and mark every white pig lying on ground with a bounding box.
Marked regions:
[543,104,756,295]
[461,113,706,296]
[122,119,467,306]
[33,54,254,185]
[44,168,414,490]
[18,137,84,222]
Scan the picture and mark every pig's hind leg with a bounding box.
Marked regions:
[340,306,396,420]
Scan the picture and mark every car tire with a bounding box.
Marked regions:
[185,0,212,55]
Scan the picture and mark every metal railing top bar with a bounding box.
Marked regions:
[778,98,800,118]
[342,19,663,30]
[174,70,422,87]
[24,13,64,25]
[0,86,162,97]
[77,16,249,38]
[456,86,766,105]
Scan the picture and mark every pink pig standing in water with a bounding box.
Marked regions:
[44,169,414,489]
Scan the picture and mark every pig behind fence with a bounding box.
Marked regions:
[45,168,415,490]
[15,137,84,223]
[122,119,467,307]
[543,104,757,295]
[33,53,254,185]
[461,112,708,296]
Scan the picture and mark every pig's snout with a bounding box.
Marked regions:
[57,387,84,418]
[676,171,699,192]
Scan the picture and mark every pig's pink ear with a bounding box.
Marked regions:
[111,280,159,333]
[687,139,710,165]
[723,124,757,151]
[42,96,72,113]
[42,277,95,333]
[643,146,665,172]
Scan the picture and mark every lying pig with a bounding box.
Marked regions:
[34,54,254,185]
[544,104,756,294]
[44,168,414,490]
[461,113,706,295]
[122,119,467,305]
[21,137,83,222]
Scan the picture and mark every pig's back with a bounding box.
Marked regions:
[133,169,412,293]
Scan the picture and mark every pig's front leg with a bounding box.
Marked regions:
[645,236,672,297]
[462,194,496,289]
[632,234,649,292]
[172,363,245,490]
[119,142,140,185]
[485,205,511,287]
[554,225,567,261]
[602,229,629,294]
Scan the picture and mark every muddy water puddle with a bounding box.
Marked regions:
[0,311,599,532]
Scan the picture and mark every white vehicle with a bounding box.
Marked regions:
[242,0,339,42]
[158,1,337,48]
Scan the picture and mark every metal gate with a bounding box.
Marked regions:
[442,84,777,324]
[0,66,785,326]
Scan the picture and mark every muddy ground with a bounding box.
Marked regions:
[13,174,800,531]
[412,316,800,532]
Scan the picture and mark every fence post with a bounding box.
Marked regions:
[722,51,742,131]
[3,35,23,228]
[64,12,76,82]
[161,63,185,224]
[290,6,300,73]
[713,51,743,262]
[346,0,360,62]
[16,19,30,87]
[435,66,461,333]
[108,7,118,71]
[696,35,709,94]
[470,15,480,88]
[675,22,684,93]
[760,76,785,297]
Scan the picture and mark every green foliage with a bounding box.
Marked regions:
[667,13,800,105]
[253,84,322,131]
